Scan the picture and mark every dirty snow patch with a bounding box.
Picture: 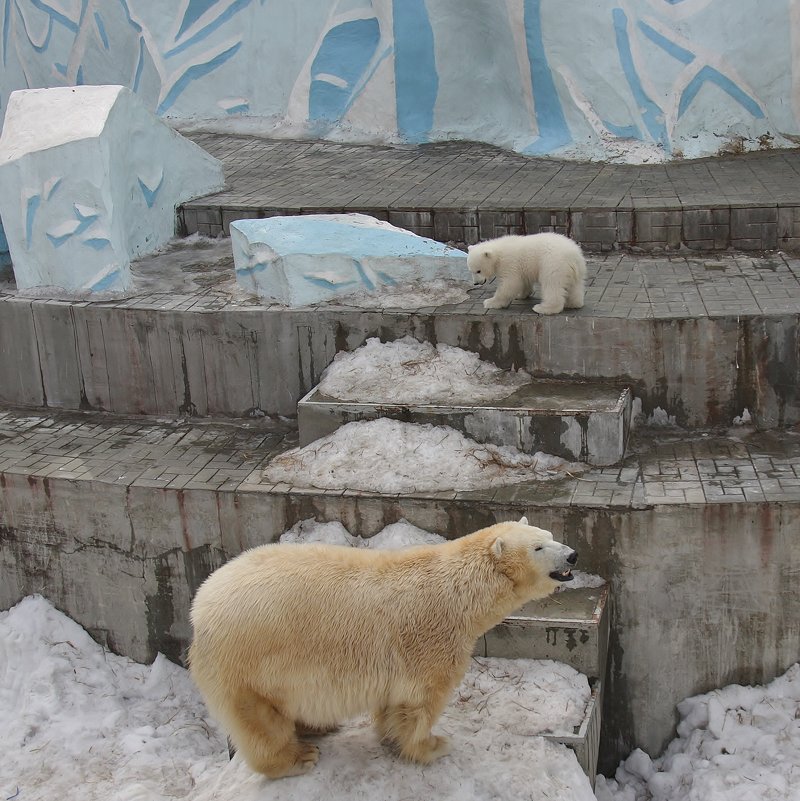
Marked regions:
[262,419,582,493]
[557,570,607,591]
[323,279,469,309]
[318,337,530,404]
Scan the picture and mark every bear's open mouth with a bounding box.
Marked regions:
[549,569,574,582]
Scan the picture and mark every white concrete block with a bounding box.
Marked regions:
[230,213,467,305]
[0,85,224,294]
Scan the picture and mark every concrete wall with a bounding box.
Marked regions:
[1,296,798,429]
[2,473,799,771]
[0,1,796,161]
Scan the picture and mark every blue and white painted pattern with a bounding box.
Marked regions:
[0,85,223,294]
[0,1,796,160]
[230,214,467,306]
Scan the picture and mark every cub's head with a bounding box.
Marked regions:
[487,516,578,600]
[466,242,496,286]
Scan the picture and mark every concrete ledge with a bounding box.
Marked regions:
[298,384,633,466]
[2,248,800,428]
[477,585,610,680]
[182,203,798,253]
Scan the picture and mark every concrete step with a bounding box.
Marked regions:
[545,680,603,786]
[2,245,799,429]
[477,584,609,681]
[180,134,800,254]
[299,383,632,466]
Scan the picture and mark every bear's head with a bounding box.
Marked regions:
[488,516,578,600]
[466,243,496,286]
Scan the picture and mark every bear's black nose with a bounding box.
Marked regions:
[567,550,578,565]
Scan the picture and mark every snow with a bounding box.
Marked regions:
[263,418,583,493]
[280,517,445,549]
[595,663,800,801]
[317,336,531,404]
[1,596,596,801]
[0,596,222,801]
[559,570,607,590]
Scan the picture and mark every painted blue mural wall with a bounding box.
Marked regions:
[0,0,797,162]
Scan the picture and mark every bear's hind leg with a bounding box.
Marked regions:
[229,689,319,779]
[375,694,451,764]
[533,267,568,315]
[565,280,585,309]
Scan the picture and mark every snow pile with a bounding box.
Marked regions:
[596,663,800,801]
[281,519,606,590]
[1,596,596,801]
[0,595,222,801]
[317,337,530,404]
[263,419,582,493]
[323,279,469,309]
[558,570,607,591]
[280,517,446,549]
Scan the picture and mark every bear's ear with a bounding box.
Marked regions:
[518,515,529,526]
[490,537,504,558]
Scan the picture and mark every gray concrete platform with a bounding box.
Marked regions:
[181,133,800,252]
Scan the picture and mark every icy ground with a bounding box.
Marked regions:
[317,336,531,404]
[0,596,595,801]
[263,418,583,493]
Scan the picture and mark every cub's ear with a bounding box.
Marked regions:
[490,537,504,558]
[518,515,529,526]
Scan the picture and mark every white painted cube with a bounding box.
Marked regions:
[230,214,468,305]
[0,86,224,293]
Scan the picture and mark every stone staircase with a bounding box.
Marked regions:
[3,137,800,782]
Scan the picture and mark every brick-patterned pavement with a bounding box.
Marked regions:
[2,409,798,507]
[181,133,800,251]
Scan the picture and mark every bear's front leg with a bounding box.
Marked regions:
[375,693,451,764]
[483,278,526,310]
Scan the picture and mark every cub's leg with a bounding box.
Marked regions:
[483,278,526,309]
[565,280,585,309]
[533,265,568,315]
[228,689,319,779]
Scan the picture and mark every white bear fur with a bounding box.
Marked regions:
[188,517,577,778]
[467,232,587,314]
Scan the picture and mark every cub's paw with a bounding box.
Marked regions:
[533,303,563,315]
[483,297,509,310]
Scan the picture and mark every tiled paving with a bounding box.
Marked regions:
[3,241,800,320]
[2,408,799,507]
[181,134,800,251]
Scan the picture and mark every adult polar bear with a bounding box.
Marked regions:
[468,232,587,314]
[189,517,577,779]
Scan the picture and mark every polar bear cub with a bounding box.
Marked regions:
[467,232,587,314]
[188,516,577,779]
